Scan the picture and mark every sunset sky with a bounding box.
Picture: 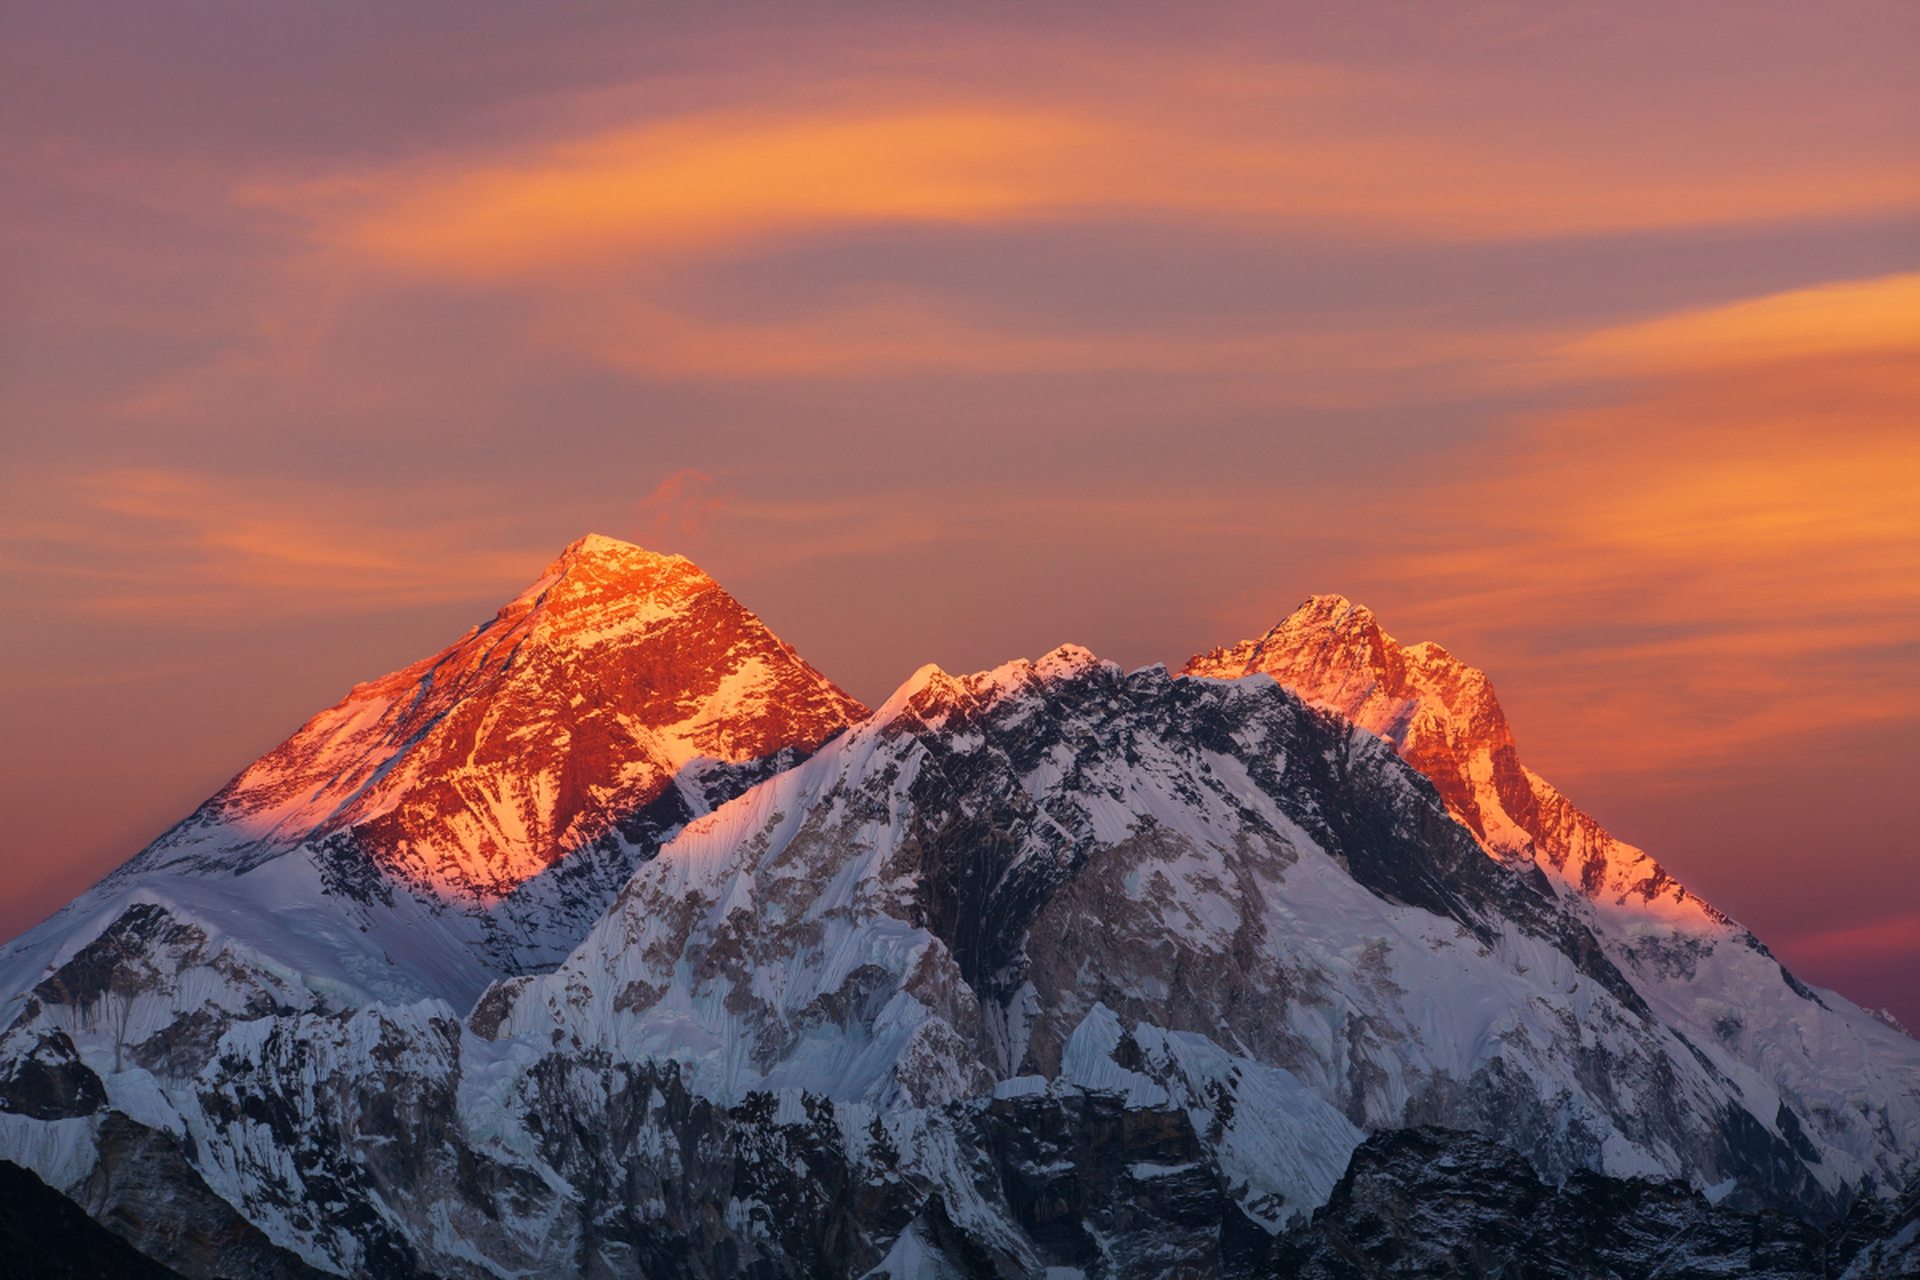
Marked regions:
[3,3,1917,1023]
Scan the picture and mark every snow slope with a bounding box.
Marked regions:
[1185,594,1920,1212]
[490,646,1920,1225]
[0,534,866,1012]
[3,577,1918,1277]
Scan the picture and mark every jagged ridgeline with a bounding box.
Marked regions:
[2,536,1916,1279]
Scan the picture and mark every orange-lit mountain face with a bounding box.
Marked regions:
[175,534,867,901]
[1185,595,1715,927]
[5,559,1919,1278]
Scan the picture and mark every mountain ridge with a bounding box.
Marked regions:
[119,532,866,902]
[0,534,867,1008]
[1185,593,1710,920]
[1,543,1916,1278]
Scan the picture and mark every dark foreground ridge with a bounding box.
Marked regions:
[10,1121,1917,1279]
[0,1115,341,1280]
[1273,1127,1920,1279]
[2,1158,189,1280]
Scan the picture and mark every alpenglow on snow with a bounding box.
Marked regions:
[1,535,1915,1279]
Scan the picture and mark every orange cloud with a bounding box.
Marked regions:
[1548,270,1920,377]
[205,42,1920,393]
[1350,276,1920,781]
[3,468,540,621]
[249,85,1920,286]
[320,109,1097,276]
[548,291,1532,388]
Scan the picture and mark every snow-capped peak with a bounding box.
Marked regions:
[121,538,868,903]
[1185,596,1704,923]
[567,530,678,559]
[1176,596,1920,1206]
[873,645,1118,734]
[487,636,1920,1240]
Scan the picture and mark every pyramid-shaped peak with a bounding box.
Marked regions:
[557,532,685,566]
[1184,594,1387,682]
[153,532,866,906]
[1186,596,1486,737]
[1262,594,1395,649]
[541,534,703,588]
[1289,593,1370,626]
[504,535,721,630]
[1274,594,1397,671]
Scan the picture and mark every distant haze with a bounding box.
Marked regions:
[3,3,1916,1027]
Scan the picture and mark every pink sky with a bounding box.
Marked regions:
[3,2,1917,1024]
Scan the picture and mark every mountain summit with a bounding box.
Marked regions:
[1185,594,1706,919]
[1183,595,1920,1212]
[0,536,865,1005]
[140,534,865,901]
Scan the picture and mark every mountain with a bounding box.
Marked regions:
[167,532,864,905]
[0,534,865,1010]
[2,576,1917,1278]
[1184,595,1918,1217]
[2,1158,196,1280]
[1272,1125,1920,1279]
[1183,594,1707,917]
[483,648,1917,1212]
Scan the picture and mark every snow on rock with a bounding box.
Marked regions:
[3,577,1919,1276]
[125,533,865,910]
[1058,1002,1363,1227]
[1184,594,1696,913]
[0,535,871,1273]
[0,534,866,1015]
[1187,593,1920,1209]
[489,645,1920,1229]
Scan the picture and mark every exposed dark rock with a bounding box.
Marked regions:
[0,1030,105,1120]
[25,903,192,1014]
[77,1112,346,1280]
[512,1056,920,1279]
[0,1158,190,1280]
[515,1060,1268,1279]
[964,1089,1246,1277]
[1266,1126,1909,1280]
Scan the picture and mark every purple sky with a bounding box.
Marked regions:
[3,2,1917,1024]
